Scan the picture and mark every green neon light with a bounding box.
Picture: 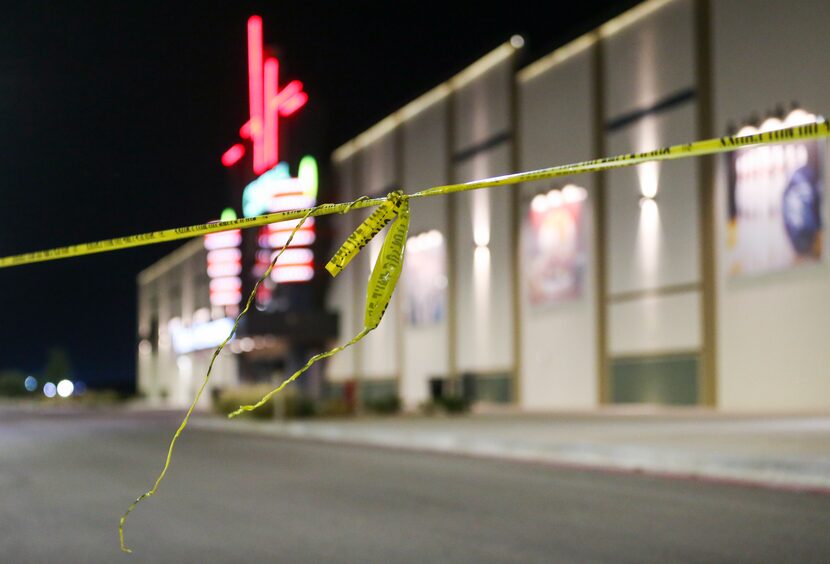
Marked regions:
[241,156,318,218]
[299,155,318,200]
[220,207,237,222]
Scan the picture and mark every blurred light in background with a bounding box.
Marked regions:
[24,375,37,392]
[510,35,525,49]
[43,382,56,398]
[57,379,74,398]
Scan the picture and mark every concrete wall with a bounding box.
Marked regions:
[400,100,450,407]
[137,239,238,408]
[353,132,401,381]
[603,0,701,361]
[712,0,830,410]
[517,42,598,410]
[326,0,830,412]
[324,160,358,382]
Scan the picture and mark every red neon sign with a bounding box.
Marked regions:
[223,15,308,175]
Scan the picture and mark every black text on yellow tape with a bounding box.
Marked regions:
[364,197,410,329]
[325,198,399,277]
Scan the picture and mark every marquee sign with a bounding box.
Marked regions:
[204,207,243,310]
[214,15,318,308]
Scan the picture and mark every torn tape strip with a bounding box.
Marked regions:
[364,197,410,329]
[325,198,398,277]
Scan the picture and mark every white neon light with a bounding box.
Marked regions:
[210,277,242,292]
[204,230,242,250]
[207,262,242,278]
[270,248,314,265]
[210,290,242,306]
[271,265,315,283]
[268,229,316,248]
[267,194,316,213]
[207,248,242,263]
[269,217,315,232]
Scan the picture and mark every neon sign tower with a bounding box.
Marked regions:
[220,15,308,173]
[213,15,318,310]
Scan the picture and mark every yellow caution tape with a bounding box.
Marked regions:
[2,121,826,270]
[365,195,409,329]
[24,120,821,553]
[411,120,830,198]
[226,193,409,419]
[325,196,399,277]
[119,211,316,553]
[0,200,384,269]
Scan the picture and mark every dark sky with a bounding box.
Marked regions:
[0,0,634,388]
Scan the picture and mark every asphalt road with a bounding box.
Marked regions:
[2,408,830,563]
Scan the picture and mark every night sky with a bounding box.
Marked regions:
[0,0,634,389]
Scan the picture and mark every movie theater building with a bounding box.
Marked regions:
[326,0,830,411]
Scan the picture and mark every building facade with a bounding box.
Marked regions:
[137,238,239,407]
[326,0,830,411]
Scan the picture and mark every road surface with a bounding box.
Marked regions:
[2,408,829,563]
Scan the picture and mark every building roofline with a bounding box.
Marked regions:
[332,42,517,163]
[137,237,204,285]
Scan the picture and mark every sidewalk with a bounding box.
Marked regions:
[191,409,830,491]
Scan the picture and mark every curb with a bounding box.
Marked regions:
[189,417,830,494]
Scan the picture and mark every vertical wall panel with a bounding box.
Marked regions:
[452,58,516,376]
[324,160,357,381]
[603,0,694,119]
[453,146,513,372]
[603,1,700,360]
[354,133,400,380]
[517,44,598,409]
[400,101,450,407]
[606,106,700,295]
[712,0,830,410]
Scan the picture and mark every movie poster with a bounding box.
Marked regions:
[727,112,825,276]
[403,230,447,326]
[523,185,588,305]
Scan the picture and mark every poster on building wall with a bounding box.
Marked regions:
[403,230,447,326]
[726,111,825,276]
[523,185,588,305]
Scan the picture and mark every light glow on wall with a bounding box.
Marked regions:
[637,117,661,200]
[169,317,235,354]
[728,108,823,275]
[472,191,491,248]
[637,196,661,288]
[637,162,660,199]
[404,230,447,326]
[525,184,588,305]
